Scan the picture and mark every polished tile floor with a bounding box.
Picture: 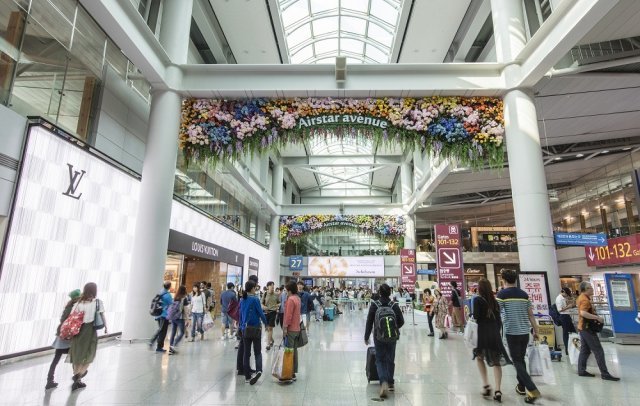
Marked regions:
[1,308,639,405]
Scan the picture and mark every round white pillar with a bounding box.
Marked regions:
[404,215,416,250]
[159,0,194,63]
[269,215,281,283]
[121,90,181,340]
[272,162,284,205]
[504,89,561,299]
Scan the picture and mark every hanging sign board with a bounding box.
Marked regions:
[400,248,416,294]
[585,234,640,267]
[435,224,465,300]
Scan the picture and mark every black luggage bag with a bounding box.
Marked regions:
[366,346,379,382]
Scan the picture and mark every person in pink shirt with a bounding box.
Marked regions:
[283,280,302,380]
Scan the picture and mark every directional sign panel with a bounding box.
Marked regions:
[438,248,460,268]
[585,234,640,267]
[402,263,416,275]
[555,232,607,247]
[400,248,416,293]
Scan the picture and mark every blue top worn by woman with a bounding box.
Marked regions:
[239,295,267,331]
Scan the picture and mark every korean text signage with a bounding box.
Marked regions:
[289,255,304,271]
[167,229,244,267]
[554,232,607,247]
[435,224,465,300]
[248,257,259,277]
[585,234,640,267]
[400,248,416,294]
[518,272,550,315]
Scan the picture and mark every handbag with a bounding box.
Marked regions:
[586,319,604,333]
[527,343,543,376]
[464,317,478,349]
[203,312,214,331]
[94,299,105,330]
[59,304,85,340]
[296,321,308,347]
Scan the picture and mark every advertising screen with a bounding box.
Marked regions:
[307,256,384,277]
[0,126,140,355]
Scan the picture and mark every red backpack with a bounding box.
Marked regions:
[59,306,85,340]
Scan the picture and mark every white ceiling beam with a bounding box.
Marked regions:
[179,63,506,96]
[405,159,452,214]
[79,0,170,88]
[514,0,619,88]
[193,0,231,64]
[283,155,401,167]
[448,0,492,62]
[280,203,405,216]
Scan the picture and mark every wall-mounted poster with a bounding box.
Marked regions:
[308,256,384,277]
[518,272,550,316]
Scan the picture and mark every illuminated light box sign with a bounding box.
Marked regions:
[308,256,384,277]
[585,234,640,267]
[518,272,550,316]
[0,125,140,356]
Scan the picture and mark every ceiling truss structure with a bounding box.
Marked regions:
[79,0,640,224]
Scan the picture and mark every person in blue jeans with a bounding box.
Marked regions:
[364,283,404,399]
[189,283,206,341]
[149,282,173,352]
[169,285,189,355]
[239,280,267,385]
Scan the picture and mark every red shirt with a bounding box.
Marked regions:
[283,294,301,332]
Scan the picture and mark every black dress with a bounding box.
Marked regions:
[472,296,511,367]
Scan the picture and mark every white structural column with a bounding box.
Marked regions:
[121,0,193,340]
[269,215,281,282]
[492,0,561,299]
[272,160,284,205]
[404,214,416,250]
[400,162,412,204]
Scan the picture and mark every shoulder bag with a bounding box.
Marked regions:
[59,303,85,340]
[94,299,105,330]
[296,321,309,347]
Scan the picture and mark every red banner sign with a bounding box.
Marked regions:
[585,234,640,267]
[435,224,465,300]
[400,248,416,294]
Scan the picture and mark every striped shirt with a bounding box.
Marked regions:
[496,287,532,335]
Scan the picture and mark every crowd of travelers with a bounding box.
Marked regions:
[46,270,620,403]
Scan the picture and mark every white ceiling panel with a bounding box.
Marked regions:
[209,0,281,63]
[279,143,308,157]
[397,0,471,63]
[371,166,397,188]
[579,0,640,45]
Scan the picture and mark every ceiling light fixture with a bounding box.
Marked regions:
[602,150,609,154]
[576,153,584,158]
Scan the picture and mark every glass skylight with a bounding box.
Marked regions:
[308,135,374,187]
[278,0,403,64]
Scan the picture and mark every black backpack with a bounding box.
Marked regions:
[149,293,163,316]
[549,304,562,326]
[374,300,400,342]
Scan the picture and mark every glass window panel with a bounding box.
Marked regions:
[341,16,367,35]
[341,38,364,54]
[312,16,338,36]
[368,22,393,47]
[365,43,388,63]
[314,38,338,55]
[281,0,309,27]
[104,40,128,78]
[29,0,74,48]
[71,7,107,78]
[315,58,334,64]
[347,57,363,64]
[291,44,313,63]
[0,0,26,104]
[370,0,398,25]
[310,0,338,14]
[344,0,369,13]
[288,24,312,48]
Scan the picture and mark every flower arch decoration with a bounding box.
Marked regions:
[280,215,406,242]
[179,97,505,168]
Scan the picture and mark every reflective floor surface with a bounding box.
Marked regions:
[1,308,639,405]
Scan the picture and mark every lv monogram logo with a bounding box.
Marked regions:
[62,163,86,200]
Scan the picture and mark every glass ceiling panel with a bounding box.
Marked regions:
[278,0,403,64]
[308,135,374,187]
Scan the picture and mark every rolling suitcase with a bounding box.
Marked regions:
[366,346,379,382]
[325,307,335,321]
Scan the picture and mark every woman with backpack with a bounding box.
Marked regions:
[45,289,81,390]
[473,278,511,402]
[67,282,107,391]
[432,289,449,339]
[168,285,190,354]
[189,283,206,341]
[364,283,405,399]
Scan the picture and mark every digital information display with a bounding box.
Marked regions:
[307,256,384,277]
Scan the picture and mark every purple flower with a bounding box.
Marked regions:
[261,136,267,147]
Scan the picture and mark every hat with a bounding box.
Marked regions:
[68,289,81,299]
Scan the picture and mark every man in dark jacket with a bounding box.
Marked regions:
[364,284,404,398]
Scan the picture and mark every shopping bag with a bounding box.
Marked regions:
[527,343,543,376]
[271,343,294,381]
[59,305,85,340]
[568,333,581,366]
[538,345,556,385]
[464,318,478,349]
[202,312,214,331]
[296,322,308,347]
[444,315,452,329]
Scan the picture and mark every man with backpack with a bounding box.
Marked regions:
[149,281,173,353]
[220,282,238,340]
[364,283,404,399]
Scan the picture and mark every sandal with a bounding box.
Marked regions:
[493,390,502,402]
[482,385,491,398]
